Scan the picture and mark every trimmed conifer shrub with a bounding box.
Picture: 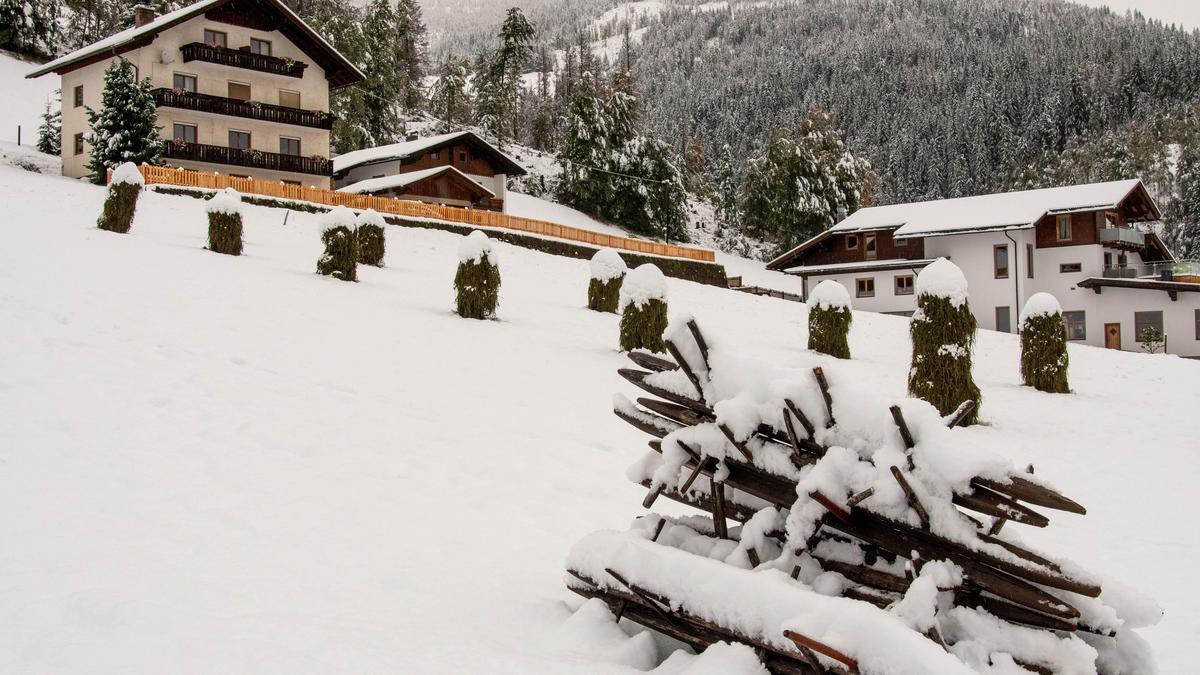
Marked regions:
[316,206,358,282]
[206,188,244,256]
[907,258,982,425]
[96,162,143,233]
[807,279,852,358]
[455,230,501,319]
[355,209,386,266]
[619,264,669,352]
[587,248,627,312]
[1020,293,1070,393]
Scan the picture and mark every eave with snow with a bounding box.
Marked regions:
[27,0,364,187]
[333,131,528,212]
[770,179,1200,357]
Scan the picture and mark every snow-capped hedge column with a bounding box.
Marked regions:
[316,205,358,282]
[1020,293,1070,393]
[807,280,852,358]
[619,263,668,352]
[455,230,501,319]
[907,258,981,425]
[355,209,386,267]
[587,249,627,313]
[96,162,143,233]
[206,188,243,256]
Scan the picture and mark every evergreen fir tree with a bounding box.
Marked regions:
[1,0,60,58]
[712,143,739,231]
[37,94,61,156]
[907,259,981,425]
[85,58,163,184]
[303,0,369,153]
[455,231,501,320]
[394,0,427,113]
[475,7,535,141]
[1166,139,1200,259]
[556,72,610,215]
[428,55,472,131]
[359,0,404,145]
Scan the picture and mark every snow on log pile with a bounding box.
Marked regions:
[569,317,1158,675]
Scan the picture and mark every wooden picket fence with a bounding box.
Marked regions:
[133,165,717,262]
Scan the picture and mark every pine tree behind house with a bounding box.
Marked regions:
[474,7,535,142]
[428,56,472,132]
[907,258,981,425]
[85,58,162,184]
[0,0,61,59]
[37,94,61,156]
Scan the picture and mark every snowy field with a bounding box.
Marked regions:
[0,165,1197,672]
[0,51,58,145]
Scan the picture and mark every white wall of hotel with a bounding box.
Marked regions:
[59,19,332,183]
[802,229,1200,357]
[337,161,508,210]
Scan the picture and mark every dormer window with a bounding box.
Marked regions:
[864,233,877,260]
[250,38,271,56]
[845,234,858,250]
[1056,215,1072,241]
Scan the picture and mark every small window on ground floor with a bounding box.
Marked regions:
[279,137,300,156]
[172,123,197,143]
[894,275,914,295]
[1195,309,1199,340]
[73,132,84,155]
[282,179,302,186]
[996,306,1011,333]
[1063,311,1086,340]
[1060,262,1082,273]
[1026,243,1034,279]
[856,277,875,298]
[1134,311,1164,342]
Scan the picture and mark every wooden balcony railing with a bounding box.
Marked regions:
[180,42,308,78]
[153,88,335,130]
[161,142,332,176]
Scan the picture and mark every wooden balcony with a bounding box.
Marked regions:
[153,88,334,130]
[162,141,332,176]
[179,42,308,78]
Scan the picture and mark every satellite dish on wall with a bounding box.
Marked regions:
[160,50,174,64]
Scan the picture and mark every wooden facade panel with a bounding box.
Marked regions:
[400,142,498,177]
[801,229,926,267]
[1035,210,1101,249]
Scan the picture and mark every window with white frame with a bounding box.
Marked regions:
[1062,311,1086,340]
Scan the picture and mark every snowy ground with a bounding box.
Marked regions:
[0,51,57,146]
[0,165,1197,672]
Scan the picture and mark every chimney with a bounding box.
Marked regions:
[133,4,156,27]
[406,132,419,142]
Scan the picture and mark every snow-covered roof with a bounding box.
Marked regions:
[336,165,495,197]
[332,131,527,176]
[785,258,936,276]
[25,0,364,87]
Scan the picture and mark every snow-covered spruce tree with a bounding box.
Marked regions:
[455,230,501,319]
[740,108,875,253]
[1019,293,1069,393]
[428,55,472,131]
[618,264,668,352]
[907,258,981,425]
[206,188,244,256]
[316,206,358,282]
[355,209,386,266]
[357,0,404,146]
[587,249,627,313]
[1165,139,1200,259]
[37,95,61,156]
[473,7,535,141]
[0,0,60,58]
[96,162,143,233]
[807,280,852,359]
[85,58,162,184]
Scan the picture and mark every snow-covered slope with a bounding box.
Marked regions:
[0,51,58,145]
[0,166,1196,672]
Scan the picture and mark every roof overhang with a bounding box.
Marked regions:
[340,165,497,199]
[1078,276,1200,300]
[894,222,1032,240]
[333,131,527,177]
[783,258,937,277]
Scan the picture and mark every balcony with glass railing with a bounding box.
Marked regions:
[1098,227,1146,249]
[1102,259,1200,281]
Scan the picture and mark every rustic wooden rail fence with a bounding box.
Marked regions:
[131,165,717,263]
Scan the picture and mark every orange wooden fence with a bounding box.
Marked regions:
[134,165,717,262]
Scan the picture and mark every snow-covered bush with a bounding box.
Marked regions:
[908,258,981,424]
[206,188,243,256]
[587,249,627,313]
[1020,293,1069,393]
[619,264,668,352]
[96,162,143,233]
[316,206,357,282]
[455,230,500,319]
[355,209,386,267]
[807,280,852,358]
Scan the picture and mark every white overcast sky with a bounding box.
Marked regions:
[1070,0,1200,30]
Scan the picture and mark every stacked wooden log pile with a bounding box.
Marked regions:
[565,319,1144,675]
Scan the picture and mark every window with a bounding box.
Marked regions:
[459,152,467,162]
[228,130,251,150]
[279,90,300,108]
[73,132,84,155]
[227,81,251,101]
[279,136,300,156]
[994,244,1009,279]
[429,150,440,159]
[856,278,875,298]
[1134,311,1164,342]
[996,306,1011,333]
[895,236,907,247]
[1063,311,1086,341]
[1026,244,1034,279]
[173,73,196,93]
[1056,215,1072,241]
[73,85,83,107]
[204,29,227,47]
[865,233,877,260]
[1059,263,1082,273]
[172,123,196,143]
[250,38,271,56]
[845,234,859,250]
[282,179,302,186]
[894,275,914,295]
[1195,309,1199,340]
